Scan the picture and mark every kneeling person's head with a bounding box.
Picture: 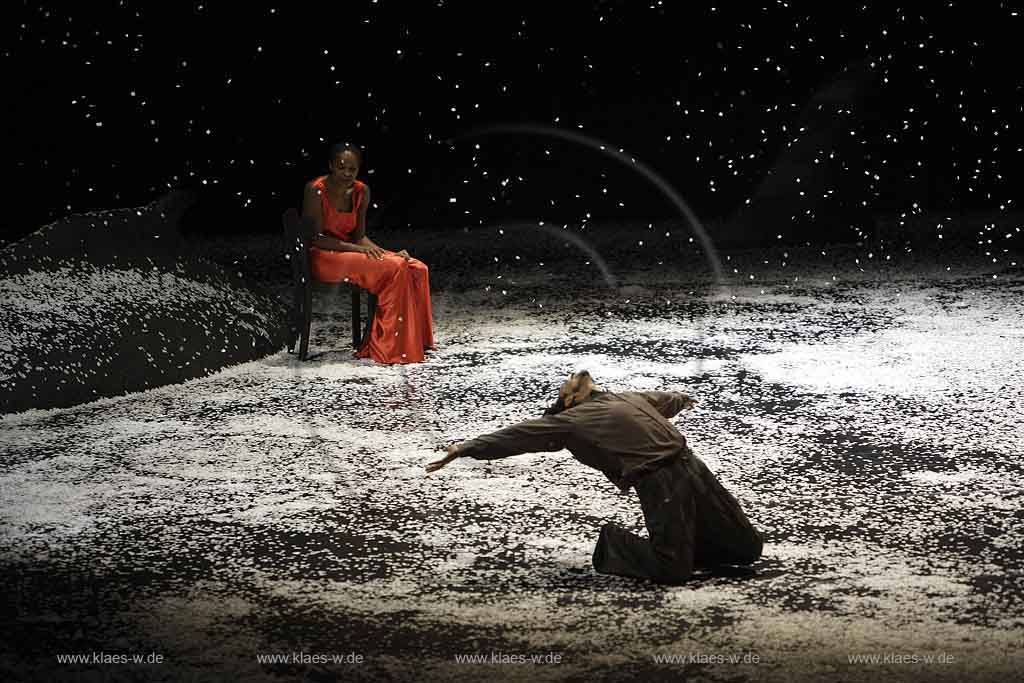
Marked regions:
[545,370,600,415]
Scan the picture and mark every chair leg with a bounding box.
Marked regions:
[299,285,312,361]
[351,287,361,349]
[288,281,304,354]
[287,304,297,353]
[288,293,301,353]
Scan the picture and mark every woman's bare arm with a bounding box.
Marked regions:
[350,186,379,248]
[313,234,367,253]
[349,184,369,242]
[351,186,408,259]
[350,186,387,258]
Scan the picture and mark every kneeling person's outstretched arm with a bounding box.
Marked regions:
[425,415,572,473]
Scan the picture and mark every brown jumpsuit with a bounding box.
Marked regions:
[457,391,764,584]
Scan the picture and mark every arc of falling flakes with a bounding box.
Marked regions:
[496,221,619,289]
[449,122,728,291]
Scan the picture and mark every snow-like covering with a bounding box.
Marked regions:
[2,258,1022,680]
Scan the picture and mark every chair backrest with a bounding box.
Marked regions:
[282,208,313,289]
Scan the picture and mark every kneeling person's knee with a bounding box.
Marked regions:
[733,529,764,565]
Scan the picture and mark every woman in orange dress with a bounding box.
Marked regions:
[303,142,434,364]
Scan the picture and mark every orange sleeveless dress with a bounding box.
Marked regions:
[308,177,434,364]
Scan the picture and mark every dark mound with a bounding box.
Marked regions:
[0,192,290,415]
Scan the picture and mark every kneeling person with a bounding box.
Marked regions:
[426,371,764,584]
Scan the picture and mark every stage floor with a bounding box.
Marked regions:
[2,254,1022,681]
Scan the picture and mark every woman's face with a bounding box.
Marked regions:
[330,150,360,186]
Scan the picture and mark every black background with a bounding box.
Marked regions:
[4,1,1021,245]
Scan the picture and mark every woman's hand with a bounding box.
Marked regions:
[361,244,387,260]
[396,249,411,260]
[425,443,462,474]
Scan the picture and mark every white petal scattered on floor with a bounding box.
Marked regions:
[2,260,1022,681]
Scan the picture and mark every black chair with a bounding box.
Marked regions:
[282,208,377,360]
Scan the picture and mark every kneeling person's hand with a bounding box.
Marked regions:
[425,443,462,474]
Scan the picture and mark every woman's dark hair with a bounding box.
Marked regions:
[328,141,363,166]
